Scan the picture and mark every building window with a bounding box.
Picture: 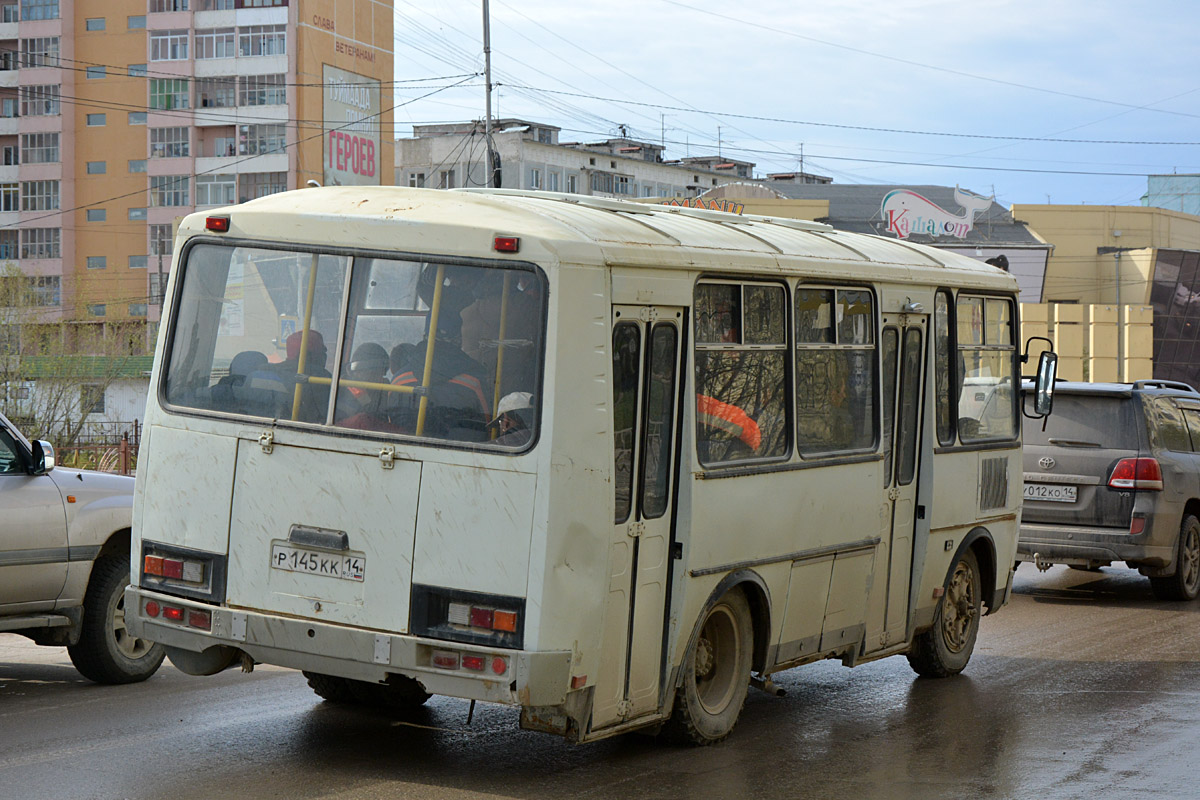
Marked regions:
[86,113,105,126]
[19,37,59,68]
[567,174,577,193]
[408,172,425,188]
[2,145,15,166]
[195,173,235,206]
[80,384,105,415]
[2,5,17,23]
[195,28,236,60]
[0,183,16,212]
[150,30,189,61]
[0,230,13,259]
[0,50,16,71]
[84,17,105,31]
[212,135,236,157]
[128,15,146,29]
[196,0,234,8]
[129,64,147,77]
[238,123,285,155]
[615,175,630,195]
[86,161,106,175]
[438,170,456,189]
[129,302,148,317]
[128,207,147,221]
[238,73,286,106]
[85,66,106,79]
[86,256,107,270]
[20,133,58,164]
[86,209,106,222]
[128,111,147,125]
[238,0,288,6]
[0,98,15,118]
[238,25,286,57]
[19,85,59,117]
[149,78,189,110]
[529,168,541,190]
[29,275,60,306]
[149,0,189,10]
[19,0,57,22]
[21,180,58,211]
[150,127,190,158]
[590,172,614,194]
[129,255,148,269]
[238,171,286,202]
[195,76,236,108]
[128,159,147,173]
[19,228,59,259]
[547,171,559,192]
[150,175,188,207]
[150,224,173,256]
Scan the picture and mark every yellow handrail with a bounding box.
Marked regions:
[290,253,321,421]
[415,263,446,436]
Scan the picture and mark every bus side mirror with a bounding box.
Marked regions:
[1033,352,1057,417]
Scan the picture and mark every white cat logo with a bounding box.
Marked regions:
[881,187,992,240]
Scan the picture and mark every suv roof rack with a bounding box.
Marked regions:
[1132,380,1200,393]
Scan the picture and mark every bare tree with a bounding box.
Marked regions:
[0,263,139,447]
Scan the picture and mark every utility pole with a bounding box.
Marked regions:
[1115,250,1123,382]
[482,0,495,188]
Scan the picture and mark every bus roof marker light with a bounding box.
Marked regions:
[206,216,230,232]
[493,236,520,253]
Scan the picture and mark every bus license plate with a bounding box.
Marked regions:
[1023,483,1077,503]
[270,544,365,582]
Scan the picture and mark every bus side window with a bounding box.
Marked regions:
[613,322,641,523]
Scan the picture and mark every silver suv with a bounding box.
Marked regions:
[0,411,165,682]
[1020,380,1200,600]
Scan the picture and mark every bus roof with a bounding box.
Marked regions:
[181,186,1019,291]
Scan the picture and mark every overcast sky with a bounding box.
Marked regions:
[390,0,1200,208]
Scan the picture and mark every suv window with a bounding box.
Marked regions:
[1182,406,1200,452]
[0,428,23,473]
[1023,394,1140,450]
[1146,397,1191,452]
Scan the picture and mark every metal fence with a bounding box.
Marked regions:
[56,420,141,475]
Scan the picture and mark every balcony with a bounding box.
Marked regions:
[192,103,287,128]
[0,69,15,89]
[0,116,16,136]
[195,152,287,174]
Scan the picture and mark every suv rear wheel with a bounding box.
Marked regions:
[1150,514,1200,601]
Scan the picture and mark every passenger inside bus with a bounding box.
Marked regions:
[489,391,535,447]
[389,337,491,440]
[210,350,267,413]
[335,342,400,432]
[243,330,331,422]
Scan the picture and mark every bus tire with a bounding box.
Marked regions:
[907,549,981,679]
[664,588,753,746]
[67,554,165,684]
[304,671,356,703]
[344,675,431,709]
[1150,514,1200,601]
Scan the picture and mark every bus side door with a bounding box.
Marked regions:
[874,313,927,648]
[593,306,684,730]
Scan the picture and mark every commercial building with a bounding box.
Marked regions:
[0,0,393,356]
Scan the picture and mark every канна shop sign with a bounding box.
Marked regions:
[323,64,380,186]
[881,186,992,239]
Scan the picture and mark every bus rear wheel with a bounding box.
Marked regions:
[664,588,753,746]
[907,549,981,678]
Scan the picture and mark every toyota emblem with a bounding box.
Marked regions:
[1038,456,1056,470]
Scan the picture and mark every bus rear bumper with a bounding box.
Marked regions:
[126,587,572,707]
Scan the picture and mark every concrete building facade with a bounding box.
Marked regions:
[395,119,770,199]
[0,0,393,355]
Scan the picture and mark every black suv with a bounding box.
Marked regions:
[1020,380,1200,600]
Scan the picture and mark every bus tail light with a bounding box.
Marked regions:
[187,609,212,631]
[140,541,227,604]
[461,654,485,672]
[1109,458,1163,490]
[162,606,184,622]
[411,585,525,650]
[432,650,459,669]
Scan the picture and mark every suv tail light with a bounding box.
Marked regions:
[1108,457,1163,490]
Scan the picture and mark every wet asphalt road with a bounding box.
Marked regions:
[4,564,1200,800]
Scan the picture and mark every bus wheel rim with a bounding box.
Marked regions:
[695,604,740,715]
[941,561,976,654]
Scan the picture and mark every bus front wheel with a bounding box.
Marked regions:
[907,549,982,678]
[664,588,753,746]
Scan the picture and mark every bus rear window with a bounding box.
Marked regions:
[162,243,546,450]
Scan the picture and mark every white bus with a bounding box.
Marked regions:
[127,187,1055,744]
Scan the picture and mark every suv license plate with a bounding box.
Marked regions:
[1023,483,1077,503]
[270,544,365,582]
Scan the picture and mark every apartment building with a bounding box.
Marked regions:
[395,119,758,199]
[0,0,393,354]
